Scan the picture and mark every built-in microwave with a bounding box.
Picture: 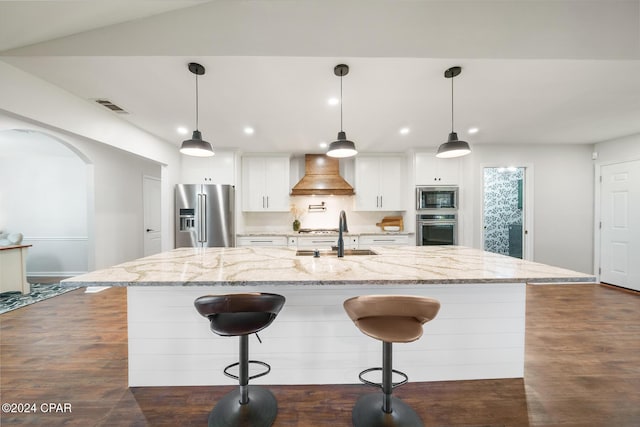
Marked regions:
[416,186,458,211]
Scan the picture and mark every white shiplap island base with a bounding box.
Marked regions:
[62,246,596,387]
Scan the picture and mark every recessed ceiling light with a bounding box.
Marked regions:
[327,97,340,106]
[319,142,328,148]
[399,127,410,135]
[468,127,479,134]
[243,127,255,135]
[177,126,189,135]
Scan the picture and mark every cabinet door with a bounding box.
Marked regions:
[296,236,338,249]
[355,156,405,211]
[359,234,410,249]
[378,157,403,210]
[242,157,267,211]
[435,157,460,185]
[354,156,381,210]
[263,157,290,211]
[181,152,236,184]
[242,156,290,212]
[236,236,288,247]
[415,153,460,186]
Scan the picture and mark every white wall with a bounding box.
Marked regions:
[0,60,183,268]
[0,123,162,274]
[459,144,594,274]
[89,140,161,269]
[0,130,89,275]
[594,133,640,164]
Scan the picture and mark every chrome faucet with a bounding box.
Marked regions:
[337,210,348,257]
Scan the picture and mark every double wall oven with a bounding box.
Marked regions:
[416,186,458,246]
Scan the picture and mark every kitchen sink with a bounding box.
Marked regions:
[295,249,378,256]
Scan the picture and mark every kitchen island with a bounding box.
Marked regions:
[62,245,595,387]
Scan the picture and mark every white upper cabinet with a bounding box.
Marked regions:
[180,151,236,184]
[355,155,405,211]
[242,155,290,212]
[415,152,460,186]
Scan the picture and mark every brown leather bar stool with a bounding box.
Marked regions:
[344,295,441,427]
[195,293,286,427]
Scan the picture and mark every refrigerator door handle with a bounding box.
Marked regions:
[197,193,202,242]
[199,193,207,242]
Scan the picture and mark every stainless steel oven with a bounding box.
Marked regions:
[416,186,458,210]
[416,213,457,246]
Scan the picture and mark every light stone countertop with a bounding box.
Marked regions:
[61,245,596,287]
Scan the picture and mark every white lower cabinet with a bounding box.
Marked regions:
[236,234,409,249]
[296,235,358,250]
[236,236,288,247]
[358,234,410,249]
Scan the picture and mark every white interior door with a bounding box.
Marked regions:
[143,176,162,256]
[600,160,640,290]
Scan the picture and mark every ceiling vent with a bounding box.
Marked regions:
[94,99,128,114]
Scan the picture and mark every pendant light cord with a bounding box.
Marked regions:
[451,74,454,133]
[195,73,199,131]
[340,73,344,132]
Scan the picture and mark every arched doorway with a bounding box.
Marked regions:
[0,129,92,277]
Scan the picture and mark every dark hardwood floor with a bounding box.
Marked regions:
[1,283,639,426]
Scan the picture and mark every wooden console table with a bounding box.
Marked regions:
[0,244,32,294]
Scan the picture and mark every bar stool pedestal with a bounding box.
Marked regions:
[195,293,285,427]
[344,295,441,427]
[208,386,276,427]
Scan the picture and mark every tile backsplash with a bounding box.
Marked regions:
[241,196,405,233]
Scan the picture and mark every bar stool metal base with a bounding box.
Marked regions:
[352,393,424,427]
[208,386,277,427]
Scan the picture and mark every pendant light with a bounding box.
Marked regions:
[327,64,358,158]
[436,66,471,159]
[180,62,214,157]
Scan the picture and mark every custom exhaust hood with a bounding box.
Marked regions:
[290,154,355,196]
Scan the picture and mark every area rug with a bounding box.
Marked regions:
[0,283,81,315]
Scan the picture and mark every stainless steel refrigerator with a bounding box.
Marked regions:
[175,184,235,248]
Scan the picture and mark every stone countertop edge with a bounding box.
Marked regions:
[61,277,597,287]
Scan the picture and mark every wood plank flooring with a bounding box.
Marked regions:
[1,283,638,426]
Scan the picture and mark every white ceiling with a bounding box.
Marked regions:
[1,1,639,155]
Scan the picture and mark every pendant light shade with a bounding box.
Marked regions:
[436,132,471,158]
[180,62,214,157]
[180,130,214,157]
[436,66,471,159]
[327,64,358,158]
[327,131,357,158]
